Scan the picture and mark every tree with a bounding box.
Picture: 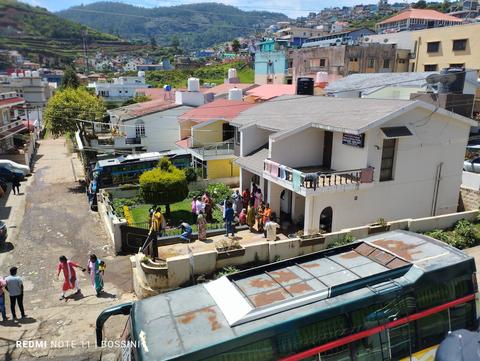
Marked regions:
[150,35,157,49]
[231,39,241,54]
[44,88,105,138]
[139,158,188,217]
[413,0,427,9]
[60,65,80,89]
[170,35,180,50]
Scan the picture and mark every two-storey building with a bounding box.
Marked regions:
[232,95,475,234]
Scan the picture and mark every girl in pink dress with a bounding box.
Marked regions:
[56,255,85,300]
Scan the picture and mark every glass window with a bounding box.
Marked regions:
[449,63,464,69]
[416,311,449,350]
[380,138,396,182]
[276,315,348,357]
[319,345,351,360]
[426,41,440,53]
[206,338,275,361]
[452,39,467,51]
[424,64,438,71]
[367,59,375,68]
[449,301,475,331]
[320,59,326,67]
[383,59,390,69]
[353,333,389,361]
[309,59,321,68]
[389,323,415,360]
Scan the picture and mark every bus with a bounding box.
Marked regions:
[96,230,478,361]
[90,150,191,189]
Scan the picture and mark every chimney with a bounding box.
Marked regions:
[410,68,474,118]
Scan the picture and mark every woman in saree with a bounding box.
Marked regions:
[87,254,105,297]
[197,210,207,241]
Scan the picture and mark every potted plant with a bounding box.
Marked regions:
[215,238,245,260]
[299,231,325,247]
[368,217,390,234]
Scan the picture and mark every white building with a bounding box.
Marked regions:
[0,71,54,123]
[87,72,150,102]
[0,92,26,153]
[232,95,475,234]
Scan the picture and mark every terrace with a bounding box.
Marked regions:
[187,137,235,160]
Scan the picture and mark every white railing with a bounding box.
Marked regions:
[190,138,235,158]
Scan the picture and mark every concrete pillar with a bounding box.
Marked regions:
[267,181,282,218]
[304,196,314,235]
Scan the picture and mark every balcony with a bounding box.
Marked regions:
[188,138,235,160]
[264,159,374,195]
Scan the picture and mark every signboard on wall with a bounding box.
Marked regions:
[342,133,365,148]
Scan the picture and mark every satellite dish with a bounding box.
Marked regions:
[364,37,369,42]
[383,38,389,43]
[426,73,442,84]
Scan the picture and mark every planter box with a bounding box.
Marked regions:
[216,247,246,260]
[140,260,168,277]
[300,236,325,247]
[368,225,390,235]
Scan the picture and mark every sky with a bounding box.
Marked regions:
[22,0,381,17]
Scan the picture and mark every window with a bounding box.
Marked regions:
[320,58,326,67]
[206,338,274,361]
[398,59,406,64]
[350,57,358,62]
[367,58,375,68]
[380,138,396,182]
[135,120,145,138]
[309,59,321,68]
[426,41,440,53]
[424,64,438,71]
[383,59,390,69]
[234,127,240,146]
[450,63,464,69]
[416,311,449,350]
[452,39,467,51]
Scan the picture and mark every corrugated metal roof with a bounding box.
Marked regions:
[132,230,472,361]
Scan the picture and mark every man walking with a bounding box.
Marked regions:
[5,267,26,319]
[224,201,235,238]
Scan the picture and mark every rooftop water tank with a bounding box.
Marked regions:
[228,88,243,101]
[297,77,314,96]
[18,72,24,78]
[228,68,237,79]
[163,84,172,92]
[25,70,32,77]
[11,73,18,78]
[31,70,39,78]
[188,77,200,92]
[137,71,145,78]
[315,72,328,83]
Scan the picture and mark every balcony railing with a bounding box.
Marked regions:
[264,159,374,191]
[189,138,235,158]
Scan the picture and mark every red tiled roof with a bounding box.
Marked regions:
[179,99,256,123]
[0,97,25,108]
[199,83,257,95]
[245,84,296,101]
[378,8,463,25]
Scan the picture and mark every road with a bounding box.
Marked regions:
[0,138,134,361]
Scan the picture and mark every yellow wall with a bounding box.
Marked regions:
[411,23,480,72]
[192,120,224,147]
[207,159,239,179]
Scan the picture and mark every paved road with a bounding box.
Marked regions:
[0,138,134,360]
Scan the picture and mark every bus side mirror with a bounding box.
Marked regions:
[96,302,133,347]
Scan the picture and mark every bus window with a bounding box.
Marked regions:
[449,301,475,331]
[319,345,350,360]
[389,323,416,360]
[205,338,275,361]
[416,282,456,310]
[352,333,389,361]
[275,315,348,357]
[416,310,449,350]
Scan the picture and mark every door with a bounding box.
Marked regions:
[323,131,333,169]
[319,206,333,233]
[280,189,292,215]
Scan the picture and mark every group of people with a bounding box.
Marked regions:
[56,254,106,300]
[0,266,26,321]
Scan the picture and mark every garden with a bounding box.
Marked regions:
[425,218,480,250]
[109,158,233,237]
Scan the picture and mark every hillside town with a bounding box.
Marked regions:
[1,0,480,360]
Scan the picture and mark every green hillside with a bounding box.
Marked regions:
[58,2,289,50]
[0,0,140,65]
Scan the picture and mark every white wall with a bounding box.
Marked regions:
[270,127,325,168]
[331,130,370,171]
[240,126,272,156]
[363,86,422,100]
[462,171,480,190]
[365,32,415,51]
[305,108,470,232]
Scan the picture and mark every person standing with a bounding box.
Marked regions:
[246,201,256,232]
[87,254,105,297]
[242,188,250,210]
[5,267,26,319]
[12,178,20,195]
[232,190,243,215]
[224,201,235,238]
[203,192,213,223]
[191,197,198,222]
[197,210,207,241]
[256,202,265,233]
[149,207,165,238]
[0,277,7,321]
[56,256,86,300]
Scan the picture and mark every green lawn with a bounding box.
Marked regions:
[129,199,224,235]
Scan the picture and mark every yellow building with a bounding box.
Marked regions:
[176,99,256,180]
[411,23,480,72]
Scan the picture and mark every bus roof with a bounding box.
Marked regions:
[131,230,473,361]
[94,150,189,169]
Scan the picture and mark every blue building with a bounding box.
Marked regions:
[254,39,291,85]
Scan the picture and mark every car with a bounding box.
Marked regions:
[0,167,24,182]
[464,157,480,173]
[0,221,7,243]
[0,160,30,176]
